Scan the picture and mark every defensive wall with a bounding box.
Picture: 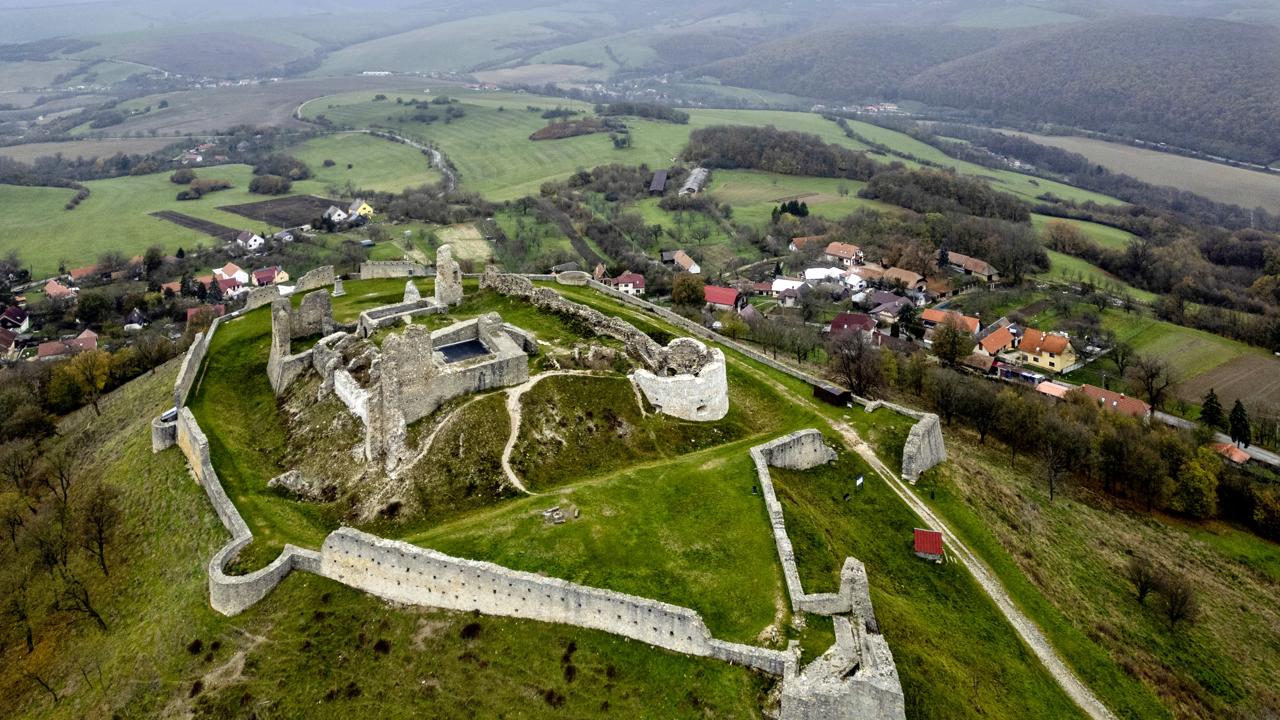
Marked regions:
[359,260,429,279]
[153,276,908,716]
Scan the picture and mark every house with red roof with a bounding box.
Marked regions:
[43,280,77,301]
[883,267,926,292]
[914,528,944,562]
[1078,384,1151,419]
[612,271,646,296]
[187,304,226,324]
[704,285,744,312]
[1017,328,1077,374]
[212,262,249,285]
[1212,442,1250,465]
[35,329,97,361]
[829,312,876,337]
[251,266,289,286]
[789,235,828,252]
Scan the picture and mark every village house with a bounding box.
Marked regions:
[124,307,148,332]
[348,199,374,219]
[804,267,845,283]
[1212,442,1251,464]
[0,306,29,333]
[828,312,877,337]
[217,277,245,297]
[43,280,77,301]
[978,325,1016,356]
[236,231,266,252]
[823,241,863,268]
[662,249,699,274]
[323,205,349,224]
[1079,384,1151,419]
[36,329,97,361]
[592,263,608,282]
[871,295,913,323]
[212,262,249,285]
[1018,328,1077,373]
[921,308,979,335]
[611,271,646,296]
[770,277,806,297]
[883,267,927,293]
[939,250,1000,284]
[788,235,827,252]
[252,266,289,286]
[704,286,746,312]
[777,287,801,308]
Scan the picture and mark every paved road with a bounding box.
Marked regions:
[1153,411,1280,466]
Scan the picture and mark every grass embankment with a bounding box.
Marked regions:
[401,393,515,520]
[773,450,1086,719]
[918,429,1280,718]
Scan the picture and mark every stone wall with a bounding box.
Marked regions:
[319,527,795,676]
[900,414,946,483]
[172,319,221,409]
[355,300,444,337]
[554,270,590,286]
[151,416,176,452]
[294,265,335,292]
[267,300,315,395]
[360,260,428,279]
[293,289,334,339]
[243,285,282,311]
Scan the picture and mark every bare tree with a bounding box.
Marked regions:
[55,569,107,630]
[1156,573,1199,630]
[1129,355,1174,410]
[826,331,883,397]
[1125,556,1158,604]
[3,571,35,652]
[41,444,82,508]
[1039,413,1091,502]
[76,481,120,576]
[0,440,39,493]
[1110,340,1134,378]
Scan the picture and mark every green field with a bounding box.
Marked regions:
[1032,214,1138,250]
[708,169,898,227]
[1038,250,1159,303]
[290,132,441,193]
[301,88,1122,206]
[0,134,435,275]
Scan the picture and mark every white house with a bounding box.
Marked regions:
[771,277,806,296]
[804,267,845,283]
[841,271,868,291]
[612,271,646,296]
[235,230,266,252]
[323,205,349,224]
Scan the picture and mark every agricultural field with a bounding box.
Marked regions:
[708,169,897,227]
[303,87,1109,206]
[435,223,492,264]
[288,132,442,194]
[472,63,609,86]
[0,164,335,276]
[0,59,84,91]
[0,137,177,163]
[315,8,614,76]
[1014,131,1280,212]
[218,196,338,228]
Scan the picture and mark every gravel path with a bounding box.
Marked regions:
[499,370,600,495]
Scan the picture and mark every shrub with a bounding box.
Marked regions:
[249,174,292,195]
[170,168,196,184]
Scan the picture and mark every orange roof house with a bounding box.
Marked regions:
[921,308,979,334]
[979,326,1015,355]
[1078,384,1151,419]
[1017,328,1077,374]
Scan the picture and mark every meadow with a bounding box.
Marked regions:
[1031,213,1137,251]
[1038,249,1159,303]
[1014,131,1280,212]
[0,137,177,163]
[0,135,434,275]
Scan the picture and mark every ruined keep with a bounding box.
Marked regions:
[308,312,531,470]
[434,244,463,307]
[631,338,729,421]
[901,414,946,483]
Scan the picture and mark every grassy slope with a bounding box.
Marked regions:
[290,132,442,194]
[1032,214,1137,251]
[773,451,1085,719]
[1038,250,1159,304]
[919,428,1280,718]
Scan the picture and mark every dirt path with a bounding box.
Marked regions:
[499,370,601,495]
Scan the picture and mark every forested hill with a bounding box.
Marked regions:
[700,26,1005,102]
[903,17,1280,163]
[701,16,1280,164]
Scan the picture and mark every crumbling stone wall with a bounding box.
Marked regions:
[434,244,463,306]
[403,279,421,303]
[266,300,314,395]
[293,290,334,338]
[901,414,946,483]
[151,416,176,451]
[172,317,223,409]
[359,260,428,279]
[751,430,906,720]
[294,265,335,292]
[554,270,590,286]
[320,527,795,675]
[243,285,282,311]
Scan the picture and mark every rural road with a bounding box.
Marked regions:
[1154,411,1280,466]
[499,370,599,494]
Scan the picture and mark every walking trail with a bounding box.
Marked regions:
[499,370,600,495]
